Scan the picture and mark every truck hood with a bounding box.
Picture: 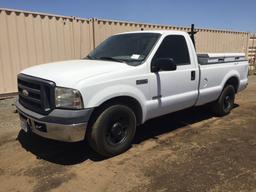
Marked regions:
[21,59,130,87]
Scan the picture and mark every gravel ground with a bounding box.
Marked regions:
[0,76,255,192]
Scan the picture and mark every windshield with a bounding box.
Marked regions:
[86,33,161,66]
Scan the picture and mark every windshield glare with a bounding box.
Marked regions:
[86,33,161,66]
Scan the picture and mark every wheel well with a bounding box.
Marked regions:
[225,77,239,93]
[89,96,143,125]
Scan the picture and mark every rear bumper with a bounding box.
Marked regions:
[238,79,248,92]
[16,100,93,142]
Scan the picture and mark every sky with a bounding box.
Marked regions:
[0,0,255,32]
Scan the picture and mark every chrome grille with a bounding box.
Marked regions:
[18,74,55,114]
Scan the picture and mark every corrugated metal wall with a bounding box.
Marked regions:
[0,9,93,94]
[0,8,250,95]
[93,19,249,53]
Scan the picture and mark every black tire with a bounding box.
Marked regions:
[87,105,136,157]
[212,85,235,116]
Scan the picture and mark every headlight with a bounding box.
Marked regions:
[55,87,83,109]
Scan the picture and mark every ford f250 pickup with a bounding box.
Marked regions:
[16,30,248,157]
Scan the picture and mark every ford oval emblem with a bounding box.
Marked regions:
[22,89,29,97]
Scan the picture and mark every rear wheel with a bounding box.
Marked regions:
[212,85,235,116]
[87,105,136,157]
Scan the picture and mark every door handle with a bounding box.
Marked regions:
[191,71,196,80]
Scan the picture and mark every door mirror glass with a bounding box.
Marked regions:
[151,58,177,72]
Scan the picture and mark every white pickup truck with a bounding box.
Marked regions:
[16,30,248,157]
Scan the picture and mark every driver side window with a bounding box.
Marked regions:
[153,35,191,65]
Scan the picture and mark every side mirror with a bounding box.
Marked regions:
[151,58,177,72]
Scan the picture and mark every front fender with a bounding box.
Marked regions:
[84,84,147,122]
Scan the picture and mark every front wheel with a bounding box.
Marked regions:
[87,105,136,157]
[212,85,235,116]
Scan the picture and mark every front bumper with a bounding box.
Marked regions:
[16,100,93,142]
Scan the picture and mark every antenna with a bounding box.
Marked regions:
[188,24,197,49]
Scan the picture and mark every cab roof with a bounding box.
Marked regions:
[116,30,188,36]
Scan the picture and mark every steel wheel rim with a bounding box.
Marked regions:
[106,118,129,146]
[223,93,233,112]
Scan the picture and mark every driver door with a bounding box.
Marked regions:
[148,35,199,118]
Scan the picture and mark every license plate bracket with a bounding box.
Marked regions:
[20,115,31,133]
[20,118,28,132]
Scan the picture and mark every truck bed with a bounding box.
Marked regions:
[195,53,248,106]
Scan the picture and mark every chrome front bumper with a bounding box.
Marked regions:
[19,111,87,142]
[16,101,93,142]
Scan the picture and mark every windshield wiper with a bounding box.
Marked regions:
[98,56,125,63]
[85,55,95,60]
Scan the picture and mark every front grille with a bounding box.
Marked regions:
[18,74,55,115]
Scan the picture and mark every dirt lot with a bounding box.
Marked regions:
[0,76,256,192]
